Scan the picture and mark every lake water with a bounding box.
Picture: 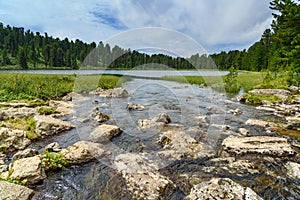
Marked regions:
[0,69,228,77]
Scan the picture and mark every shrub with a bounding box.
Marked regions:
[41,152,68,171]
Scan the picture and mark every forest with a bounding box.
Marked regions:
[0,0,299,75]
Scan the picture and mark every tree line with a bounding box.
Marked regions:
[210,0,300,75]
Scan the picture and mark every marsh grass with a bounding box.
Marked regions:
[0,73,130,102]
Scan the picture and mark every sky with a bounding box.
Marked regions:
[0,0,274,55]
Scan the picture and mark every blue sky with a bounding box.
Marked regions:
[0,0,273,54]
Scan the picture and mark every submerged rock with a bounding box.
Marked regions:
[221,136,295,157]
[185,178,262,200]
[0,180,35,200]
[89,107,110,123]
[61,141,108,164]
[9,155,46,185]
[12,148,39,161]
[114,153,175,199]
[0,127,31,151]
[227,108,243,115]
[34,115,75,137]
[89,124,122,142]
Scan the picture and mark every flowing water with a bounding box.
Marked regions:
[31,77,300,200]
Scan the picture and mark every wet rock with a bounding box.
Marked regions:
[0,165,8,173]
[0,128,31,151]
[89,107,110,123]
[203,157,261,176]
[0,107,36,120]
[48,100,74,117]
[126,102,145,111]
[61,141,107,165]
[34,115,75,137]
[238,128,250,136]
[0,180,35,200]
[185,178,262,200]
[44,142,62,152]
[221,136,295,157]
[195,115,209,127]
[89,124,122,142]
[245,119,273,127]
[227,108,243,115]
[62,92,89,101]
[93,87,129,98]
[151,113,171,124]
[285,162,300,181]
[92,99,99,104]
[9,155,46,185]
[249,89,291,98]
[12,148,39,161]
[114,153,174,199]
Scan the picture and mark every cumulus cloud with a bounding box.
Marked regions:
[0,0,273,53]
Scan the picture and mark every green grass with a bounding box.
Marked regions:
[5,117,39,139]
[0,73,130,102]
[0,177,27,186]
[38,107,57,115]
[241,93,282,105]
[41,152,68,171]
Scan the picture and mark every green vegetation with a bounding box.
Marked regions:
[5,117,39,139]
[224,67,240,94]
[0,177,27,186]
[41,152,68,171]
[0,73,128,102]
[38,107,57,115]
[241,93,282,105]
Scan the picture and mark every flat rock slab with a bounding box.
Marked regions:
[185,178,262,200]
[114,153,174,199]
[249,89,291,98]
[89,124,122,142]
[221,136,295,157]
[0,180,35,200]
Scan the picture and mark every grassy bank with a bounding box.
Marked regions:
[0,73,129,102]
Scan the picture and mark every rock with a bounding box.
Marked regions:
[249,89,291,98]
[228,108,243,115]
[0,128,31,151]
[221,136,295,157]
[0,107,36,120]
[89,124,122,142]
[94,87,129,98]
[89,107,110,123]
[238,128,250,136]
[0,102,29,108]
[48,100,74,117]
[126,102,145,111]
[245,119,273,127]
[285,162,300,181]
[0,180,35,200]
[92,100,99,104]
[44,142,62,152]
[0,165,8,173]
[12,148,38,161]
[0,153,7,165]
[9,155,46,185]
[195,115,209,127]
[34,115,75,137]
[114,153,174,199]
[185,178,262,200]
[151,113,171,124]
[289,86,299,93]
[49,100,74,108]
[60,141,108,165]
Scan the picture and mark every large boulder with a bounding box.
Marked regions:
[12,148,39,161]
[185,178,262,200]
[0,128,31,151]
[114,153,174,199]
[0,180,35,200]
[9,155,46,185]
[221,136,295,157]
[88,124,122,142]
[34,115,75,137]
[60,141,108,165]
[249,89,291,98]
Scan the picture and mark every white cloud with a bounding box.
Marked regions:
[0,0,273,53]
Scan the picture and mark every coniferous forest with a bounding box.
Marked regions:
[0,0,299,74]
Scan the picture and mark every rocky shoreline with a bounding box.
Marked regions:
[0,87,299,199]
